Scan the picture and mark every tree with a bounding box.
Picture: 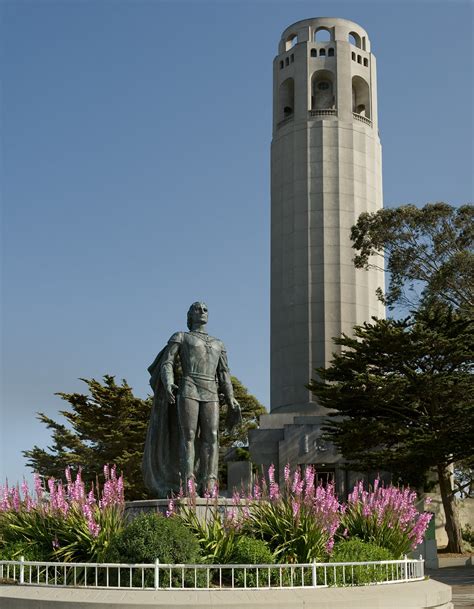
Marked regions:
[24,375,266,500]
[308,305,473,553]
[218,376,267,486]
[23,376,152,499]
[351,203,473,312]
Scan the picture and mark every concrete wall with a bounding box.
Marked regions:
[0,580,453,608]
[426,496,474,548]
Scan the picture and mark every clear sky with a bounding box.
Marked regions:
[1,0,473,485]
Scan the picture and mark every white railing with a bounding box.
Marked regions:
[309,109,338,117]
[0,557,424,590]
[352,112,372,126]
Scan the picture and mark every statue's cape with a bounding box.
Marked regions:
[142,347,181,498]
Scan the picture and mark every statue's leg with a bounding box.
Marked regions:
[199,401,220,494]
[177,396,199,490]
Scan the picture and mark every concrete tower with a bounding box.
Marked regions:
[250,17,384,490]
[271,17,384,414]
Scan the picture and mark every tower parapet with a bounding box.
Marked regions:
[274,17,378,133]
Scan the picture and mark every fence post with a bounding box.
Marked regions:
[312,560,317,587]
[154,559,160,590]
[404,555,408,582]
[19,556,25,585]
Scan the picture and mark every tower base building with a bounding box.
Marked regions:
[249,17,385,492]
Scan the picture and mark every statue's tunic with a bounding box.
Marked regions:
[160,331,234,403]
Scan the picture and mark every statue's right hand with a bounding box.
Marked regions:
[166,384,178,404]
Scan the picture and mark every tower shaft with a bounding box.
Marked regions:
[270,17,384,414]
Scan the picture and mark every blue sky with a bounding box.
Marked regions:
[1,0,473,484]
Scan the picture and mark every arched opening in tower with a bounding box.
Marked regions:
[314,27,332,43]
[311,70,335,110]
[279,77,295,121]
[352,75,370,118]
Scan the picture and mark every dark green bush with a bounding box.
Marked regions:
[232,536,274,565]
[331,538,395,562]
[230,536,275,588]
[0,541,46,561]
[105,513,202,588]
[462,524,474,544]
[328,538,396,586]
[106,513,201,564]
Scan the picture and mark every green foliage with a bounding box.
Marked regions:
[24,375,266,499]
[175,502,237,564]
[329,539,395,585]
[309,304,473,552]
[309,306,473,485]
[341,507,414,559]
[231,537,275,587]
[232,536,274,564]
[106,512,200,564]
[23,376,152,500]
[243,500,330,563]
[218,377,266,486]
[331,538,395,562]
[0,504,124,563]
[351,202,473,312]
[105,513,201,587]
[0,539,45,561]
[462,524,474,545]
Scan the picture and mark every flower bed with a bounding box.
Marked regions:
[0,465,432,570]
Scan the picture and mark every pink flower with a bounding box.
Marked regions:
[291,469,301,494]
[187,477,196,497]
[252,480,262,500]
[166,498,175,517]
[34,473,43,502]
[269,480,280,500]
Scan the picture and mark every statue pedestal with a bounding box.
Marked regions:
[125,497,239,521]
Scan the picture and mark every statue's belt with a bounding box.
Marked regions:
[183,373,217,382]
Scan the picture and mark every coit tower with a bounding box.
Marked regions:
[271,17,385,414]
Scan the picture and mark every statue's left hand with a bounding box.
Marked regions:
[225,398,242,432]
[230,398,241,411]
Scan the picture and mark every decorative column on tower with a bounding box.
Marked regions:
[250,17,385,490]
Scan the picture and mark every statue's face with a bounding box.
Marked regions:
[190,302,208,326]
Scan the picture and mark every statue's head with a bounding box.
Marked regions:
[187,301,208,330]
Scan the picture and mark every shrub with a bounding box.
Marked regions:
[462,523,474,544]
[106,512,201,564]
[0,540,45,561]
[328,539,395,586]
[232,536,274,564]
[105,512,202,587]
[230,536,275,588]
[331,538,395,562]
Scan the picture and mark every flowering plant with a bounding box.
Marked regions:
[342,478,433,558]
[0,465,125,562]
[169,481,239,564]
[169,466,432,565]
[236,464,343,562]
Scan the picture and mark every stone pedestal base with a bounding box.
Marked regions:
[125,498,237,522]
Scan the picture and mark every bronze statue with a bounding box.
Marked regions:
[143,302,241,497]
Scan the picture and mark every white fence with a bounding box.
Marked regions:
[0,557,424,590]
